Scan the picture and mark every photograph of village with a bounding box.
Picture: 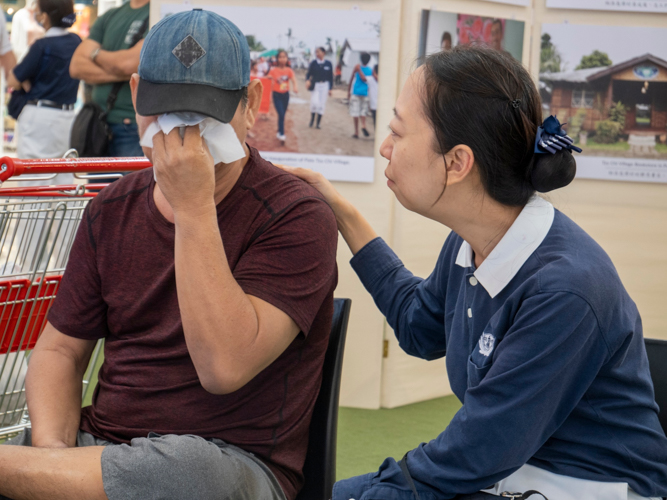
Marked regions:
[540,24,667,160]
[163,5,381,163]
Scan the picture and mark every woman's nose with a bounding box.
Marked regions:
[379,135,392,161]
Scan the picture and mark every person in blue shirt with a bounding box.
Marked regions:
[8,0,80,175]
[282,45,667,500]
[348,52,373,139]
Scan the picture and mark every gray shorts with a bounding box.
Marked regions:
[2,428,286,500]
[349,94,369,118]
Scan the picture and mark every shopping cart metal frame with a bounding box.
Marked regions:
[0,156,151,440]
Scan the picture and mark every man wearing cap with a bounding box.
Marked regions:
[0,10,337,500]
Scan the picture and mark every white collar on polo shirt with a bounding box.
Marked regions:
[45,27,69,37]
[455,195,555,298]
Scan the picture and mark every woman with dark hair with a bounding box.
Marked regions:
[8,0,80,175]
[267,49,298,145]
[283,46,667,500]
[441,31,452,51]
[306,46,333,129]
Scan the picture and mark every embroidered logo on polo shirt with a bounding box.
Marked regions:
[478,332,496,357]
[172,35,206,69]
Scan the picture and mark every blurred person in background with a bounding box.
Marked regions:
[306,46,333,129]
[267,49,298,145]
[441,31,452,51]
[348,51,372,139]
[490,19,509,56]
[11,0,45,63]
[69,0,149,157]
[368,63,379,130]
[8,0,79,182]
[256,56,269,77]
[0,10,16,77]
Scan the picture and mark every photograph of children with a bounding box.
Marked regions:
[540,23,667,183]
[419,9,525,62]
[161,4,382,182]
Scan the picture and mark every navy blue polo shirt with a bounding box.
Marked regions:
[334,196,667,500]
[13,29,81,105]
[305,58,334,88]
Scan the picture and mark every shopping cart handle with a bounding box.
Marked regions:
[0,156,153,182]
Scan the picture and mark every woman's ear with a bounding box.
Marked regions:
[444,145,475,186]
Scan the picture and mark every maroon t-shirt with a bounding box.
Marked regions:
[47,147,338,500]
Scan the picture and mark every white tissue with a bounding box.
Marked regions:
[140,112,246,166]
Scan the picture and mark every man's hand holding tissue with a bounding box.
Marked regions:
[151,125,216,218]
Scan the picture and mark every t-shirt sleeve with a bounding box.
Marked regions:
[47,200,109,340]
[232,197,337,335]
[87,10,109,44]
[12,41,43,82]
[350,236,450,360]
[288,68,295,79]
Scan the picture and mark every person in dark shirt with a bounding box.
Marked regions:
[0,10,337,500]
[8,0,80,168]
[69,0,149,157]
[284,45,667,500]
[305,46,334,129]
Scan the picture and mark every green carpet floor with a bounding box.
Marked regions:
[336,396,461,480]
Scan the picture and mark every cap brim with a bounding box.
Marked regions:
[135,79,244,123]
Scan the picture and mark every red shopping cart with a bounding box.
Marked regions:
[0,156,151,439]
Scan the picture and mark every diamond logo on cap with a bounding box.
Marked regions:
[172,35,206,69]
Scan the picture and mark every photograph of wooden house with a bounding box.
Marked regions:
[540,24,667,160]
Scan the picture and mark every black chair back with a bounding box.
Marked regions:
[296,298,352,500]
[645,338,667,433]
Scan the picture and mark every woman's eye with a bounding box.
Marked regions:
[388,126,398,137]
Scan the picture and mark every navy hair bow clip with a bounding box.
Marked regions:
[62,13,77,27]
[534,115,582,155]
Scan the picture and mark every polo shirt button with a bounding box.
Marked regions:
[467,308,472,318]
[469,276,478,286]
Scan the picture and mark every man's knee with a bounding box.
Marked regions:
[102,434,278,500]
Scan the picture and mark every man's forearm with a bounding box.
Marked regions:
[173,206,260,394]
[70,53,126,85]
[95,44,141,79]
[25,349,86,448]
[0,51,17,79]
[0,445,106,500]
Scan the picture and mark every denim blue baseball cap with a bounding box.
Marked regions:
[136,9,250,123]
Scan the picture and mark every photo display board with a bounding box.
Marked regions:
[482,0,529,6]
[540,23,667,183]
[161,4,382,182]
[419,9,525,62]
[546,0,667,14]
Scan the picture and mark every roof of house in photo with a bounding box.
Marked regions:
[341,38,380,54]
[540,53,667,84]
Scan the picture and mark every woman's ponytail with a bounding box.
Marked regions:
[529,150,576,193]
[421,46,581,207]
